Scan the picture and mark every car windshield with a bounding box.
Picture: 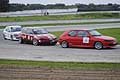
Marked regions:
[11,27,21,32]
[32,29,48,34]
[89,30,101,36]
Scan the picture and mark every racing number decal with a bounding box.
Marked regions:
[28,36,33,40]
[22,35,26,39]
[28,36,30,40]
[30,37,33,40]
[83,37,89,43]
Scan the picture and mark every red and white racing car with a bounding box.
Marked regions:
[19,27,57,46]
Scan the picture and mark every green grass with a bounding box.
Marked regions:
[98,28,120,44]
[0,26,5,29]
[0,59,120,70]
[0,13,120,22]
[51,28,120,43]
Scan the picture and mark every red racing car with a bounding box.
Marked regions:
[58,29,118,49]
[19,27,57,46]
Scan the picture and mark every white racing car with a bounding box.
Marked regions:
[3,25,22,40]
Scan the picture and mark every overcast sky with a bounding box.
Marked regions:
[10,0,120,5]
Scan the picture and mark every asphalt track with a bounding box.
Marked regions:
[0,23,120,63]
[0,19,120,26]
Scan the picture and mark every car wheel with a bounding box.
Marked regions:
[61,41,69,48]
[10,35,14,41]
[19,38,24,44]
[3,34,7,40]
[94,42,103,50]
[33,39,39,46]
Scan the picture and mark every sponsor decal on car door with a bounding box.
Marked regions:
[83,37,90,43]
[27,34,33,41]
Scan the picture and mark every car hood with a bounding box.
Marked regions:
[95,35,115,40]
[36,33,56,40]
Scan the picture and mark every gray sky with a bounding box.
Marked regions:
[10,0,120,5]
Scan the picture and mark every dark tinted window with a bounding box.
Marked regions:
[26,29,33,34]
[68,31,77,37]
[11,27,21,32]
[32,29,48,34]
[77,31,88,37]
[22,28,27,33]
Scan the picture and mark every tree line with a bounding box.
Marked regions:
[0,0,9,12]
[77,3,120,11]
[9,3,75,11]
[0,0,120,12]
[9,3,120,12]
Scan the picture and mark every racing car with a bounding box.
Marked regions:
[18,27,57,46]
[58,29,117,49]
[3,25,22,40]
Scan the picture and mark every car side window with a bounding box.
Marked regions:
[77,31,88,37]
[68,31,77,37]
[22,28,27,33]
[26,29,33,34]
[26,30,30,34]
[5,27,8,31]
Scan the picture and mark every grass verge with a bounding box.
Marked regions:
[0,59,120,70]
[0,13,120,22]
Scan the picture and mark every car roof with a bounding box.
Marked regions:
[23,27,45,30]
[7,25,22,28]
[68,29,93,31]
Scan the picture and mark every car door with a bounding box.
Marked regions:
[26,29,34,42]
[67,30,79,46]
[77,31,90,47]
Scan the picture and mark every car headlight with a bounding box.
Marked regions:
[39,40,41,42]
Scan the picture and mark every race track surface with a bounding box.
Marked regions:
[0,23,120,62]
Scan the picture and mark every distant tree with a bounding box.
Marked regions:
[46,3,66,9]
[27,4,45,10]
[108,3,113,6]
[0,0,9,12]
[77,3,120,12]
[9,4,26,11]
[112,4,120,10]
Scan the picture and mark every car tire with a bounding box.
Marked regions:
[10,35,14,41]
[94,42,103,50]
[19,38,24,44]
[33,39,39,46]
[61,41,69,48]
[3,34,7,40]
